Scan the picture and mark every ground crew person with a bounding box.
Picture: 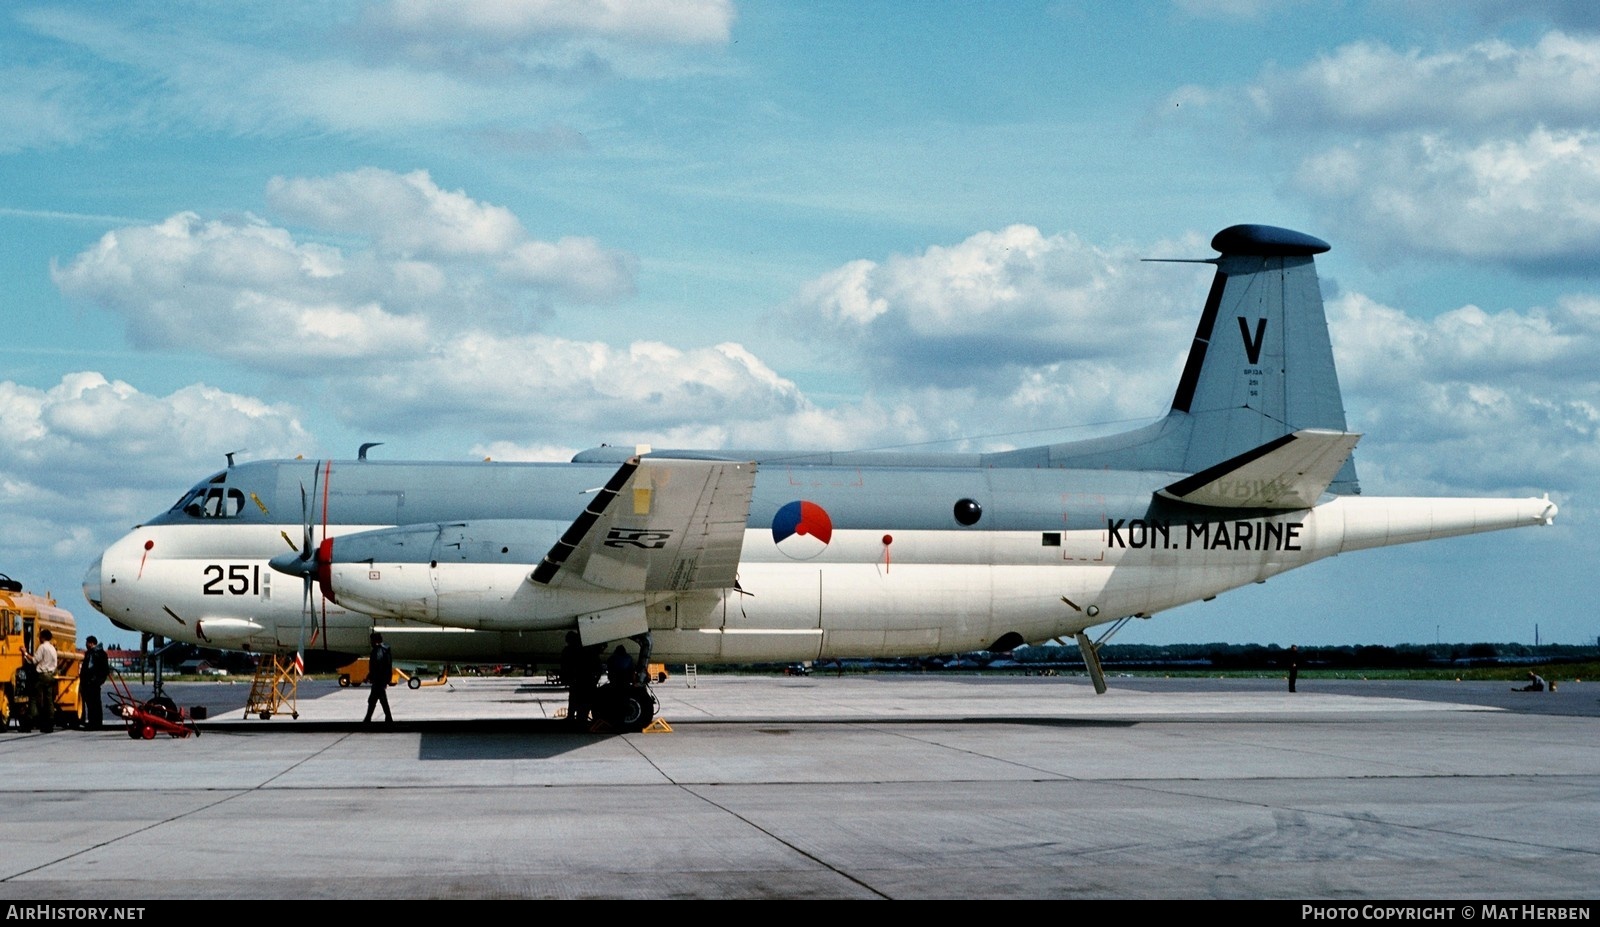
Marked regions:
[607,645,634,688]
[80,636,110,730]
[27,629,59,733]
[364,632,393,724]
[560,632,604,727]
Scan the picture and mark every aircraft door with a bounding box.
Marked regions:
[1059,492,1109,563]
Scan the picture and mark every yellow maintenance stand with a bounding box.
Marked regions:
[0,574,81,731]
[244,653,300,720]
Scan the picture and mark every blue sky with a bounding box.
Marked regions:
[4,0,1596,651]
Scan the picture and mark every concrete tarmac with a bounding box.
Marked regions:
[1,672,1596,901]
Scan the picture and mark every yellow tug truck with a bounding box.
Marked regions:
[0,574,82,731]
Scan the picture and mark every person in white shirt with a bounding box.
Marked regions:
[26,629,59,732]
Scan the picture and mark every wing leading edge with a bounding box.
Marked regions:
[532,457,758,592]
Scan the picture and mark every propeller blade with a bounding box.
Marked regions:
[294,465,318,664]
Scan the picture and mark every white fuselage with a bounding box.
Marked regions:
[86,493,1554,665]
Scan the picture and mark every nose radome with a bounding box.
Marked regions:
[82,555,104,613]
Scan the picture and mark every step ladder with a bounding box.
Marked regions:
[685,663,698,689]
[244,653,299,720]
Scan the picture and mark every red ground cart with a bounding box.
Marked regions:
[107,672,200,739]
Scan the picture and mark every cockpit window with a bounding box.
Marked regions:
[170,483,247,519]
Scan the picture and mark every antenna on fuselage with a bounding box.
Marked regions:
[224,450,245,468]
[358,443,383,461]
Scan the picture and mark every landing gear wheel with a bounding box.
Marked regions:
[620,692,646,729]
[597,683,656,732]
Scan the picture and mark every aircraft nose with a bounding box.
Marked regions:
[82,555,104,614]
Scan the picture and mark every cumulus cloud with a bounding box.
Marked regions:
[52,169,638,376]
[49,213,1211,459]
[48,168,861,452]
[0,373,313,599]
[51,212,435,374]
[1328,292,1600,500]
[267,168,526,258]
[1294,128,1600,272]
[499,236,638,302]
[0,373,312,504]
[1179,30,1600,273]
[788,224,1204,390]
[335,335,808,438]
[1250,32,1600,134]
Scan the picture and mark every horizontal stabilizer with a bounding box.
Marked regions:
[1157,429,1360,509]
[532,457,758,592]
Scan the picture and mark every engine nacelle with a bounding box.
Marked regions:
[312,520,644,631]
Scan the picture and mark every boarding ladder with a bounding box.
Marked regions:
[244,653,300,720]
[685,663,697,689]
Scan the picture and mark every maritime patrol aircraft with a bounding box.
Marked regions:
[82,224,1556,727]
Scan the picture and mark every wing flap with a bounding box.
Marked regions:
[1157,429,1360,509]
[533,457,757,592]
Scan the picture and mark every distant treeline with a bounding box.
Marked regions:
[1012,641,1600,670]
[140,639,1600,677]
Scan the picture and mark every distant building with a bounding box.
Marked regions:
[107,648,143,673]
[176,658,226,676]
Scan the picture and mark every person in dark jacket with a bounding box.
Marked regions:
[560,632,603,727]
[80,636,110,730]
[364,632,394,724]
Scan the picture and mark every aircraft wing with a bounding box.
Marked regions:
[1157,429,1361,509]
[531,457,758,592]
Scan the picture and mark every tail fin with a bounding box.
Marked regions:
[993,224,1360,494]
[1171,225,1355,491]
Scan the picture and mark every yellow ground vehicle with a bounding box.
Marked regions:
[0,575,81,731]
[336,658,446,690]
[336,657,401,688]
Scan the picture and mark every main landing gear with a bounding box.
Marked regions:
[592,682,658,733]
[579,630,659,733]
